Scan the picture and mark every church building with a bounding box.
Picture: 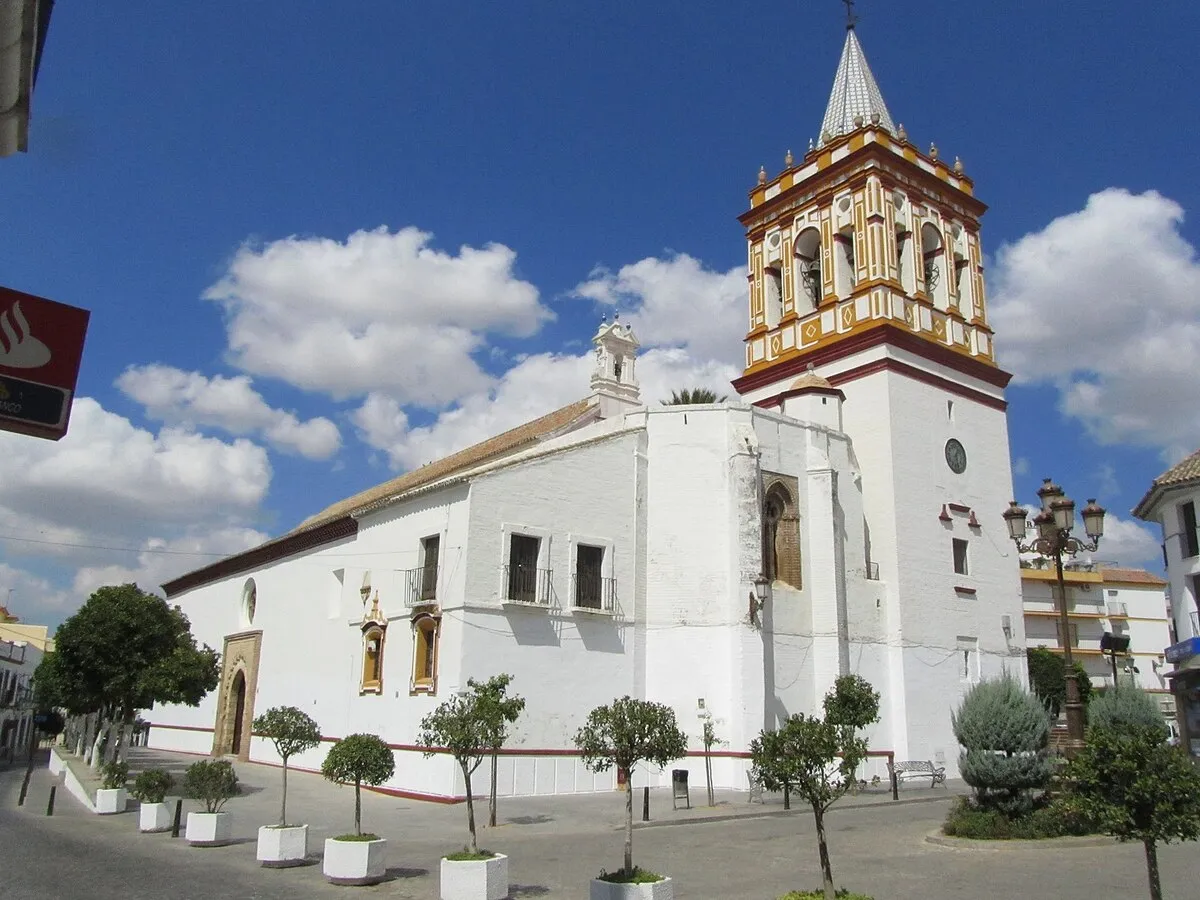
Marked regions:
[148,20,1026,800]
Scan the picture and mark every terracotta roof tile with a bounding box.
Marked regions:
[1133,446,1200,518]
[292,397,595,534]
[1099,567,1167,587]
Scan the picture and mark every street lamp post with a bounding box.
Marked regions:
[1003,479,1106,750]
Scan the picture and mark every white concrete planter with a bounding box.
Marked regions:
[589,875,673,900]
[48,749,65,776]
[185,811,233,847]
[257,824,309,867]
[138,801,173,832]
[440,853,509,900]
[323,837,387,886]
[95,787,128,815]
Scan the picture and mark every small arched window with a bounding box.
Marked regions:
[895,227,915,295]
[411,614,440,694]
[361,625,385,693]
[763,483,802,590]
[834,227,857,300]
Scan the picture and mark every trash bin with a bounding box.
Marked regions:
[671,768,690,809]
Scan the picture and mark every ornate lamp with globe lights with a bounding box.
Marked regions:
[1003,479,1106,750]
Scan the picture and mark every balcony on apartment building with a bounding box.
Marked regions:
[401,564,439,608]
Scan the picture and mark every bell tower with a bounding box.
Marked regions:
[733,11,1025,767]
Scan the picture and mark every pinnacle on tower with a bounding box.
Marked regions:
[817,21,895,147]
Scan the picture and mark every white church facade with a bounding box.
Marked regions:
[149,22,1027,800]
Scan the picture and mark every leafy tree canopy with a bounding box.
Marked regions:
[469,673,526,749]
[33,584,219,721]
[1026,646,1092,717]
[574,696,687,775]
[321,733,395,788]
[823,674,881,732]
[253,706,323,760]
[661,388,726,406]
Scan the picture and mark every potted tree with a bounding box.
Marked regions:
[132,768,175,832]
[183,759,239,846]
[418,676,521,900]
[574,697,687,899]
[95,760,129,815]
[320,733,395,885]
[252,706,323,867]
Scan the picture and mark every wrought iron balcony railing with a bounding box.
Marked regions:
[504,565,553,605]
[402,564,439,606]
[572,574,616,612]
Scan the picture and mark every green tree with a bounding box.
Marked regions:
[951,674,1054,816]
[574,697,688,878]
[418,681,508,853]
[252,706,323,826]
[471,674,526,829]
[661,388,726,405]
[1067,726,1200,900]
[823,674,881,788]
[32,584,219,765]
[750,725,799,809]
[698,710,724,807]
[183,759,239,813]
[1088,686,1168,737]
[1026,646,1092,718]
[754,709,871,900]
[321,734,395,838]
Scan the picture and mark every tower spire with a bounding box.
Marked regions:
[818,15,894,146]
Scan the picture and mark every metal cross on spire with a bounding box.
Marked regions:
[842,0,858,30]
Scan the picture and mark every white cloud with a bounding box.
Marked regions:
[991,189,1200,461]
[0,563,74,621]
[1092,514,1162,569]
[117,364,341,460]
[0,399,273,623]
[575,254,745,365]
[353,348,740,471]
[71,527,269,601]
[1012,456,1030,477]
[204,226,553,405]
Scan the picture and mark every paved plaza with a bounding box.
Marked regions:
[1,747,1196,899]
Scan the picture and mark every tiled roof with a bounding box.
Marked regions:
[292,397,596,534]
[1099,567,1167,587]
[1133,447,1200,519]
[818,27,896,147]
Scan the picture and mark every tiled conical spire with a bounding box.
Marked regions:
[817,25,895,146]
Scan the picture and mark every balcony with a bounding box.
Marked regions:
[1105,601,1128,618]
[572,574,617,614]
[402,565,439,607]
[503,565,553,606]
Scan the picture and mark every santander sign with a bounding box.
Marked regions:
[0,285,91,441]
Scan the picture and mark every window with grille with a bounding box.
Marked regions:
[575,545,604,609]
[507,534,541,603]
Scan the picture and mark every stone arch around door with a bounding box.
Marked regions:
[212,630,262,761]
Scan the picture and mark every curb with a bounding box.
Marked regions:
[634,791,961,830]
[924,830,1115,850]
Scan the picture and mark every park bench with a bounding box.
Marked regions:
[888,759,946,787]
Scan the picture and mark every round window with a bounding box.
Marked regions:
[242,579,257,625]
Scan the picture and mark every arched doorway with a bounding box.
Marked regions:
[229,671,247,755]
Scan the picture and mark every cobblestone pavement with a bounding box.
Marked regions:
[2,747,1196,899]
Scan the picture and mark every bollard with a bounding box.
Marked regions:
[46,785,56,816]
[170,798,183,837]
[642,786,650,822]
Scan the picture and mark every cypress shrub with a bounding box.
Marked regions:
[951,674,1054,816]
[1088,686,1168,739]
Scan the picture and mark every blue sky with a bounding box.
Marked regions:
[3,1,1199,626]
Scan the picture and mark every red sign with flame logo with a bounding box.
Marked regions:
[0,285,91,440]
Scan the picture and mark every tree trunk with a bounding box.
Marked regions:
[1144,839,1162,900]
[624,778,634,877]
[814,806,836,900]
[88,719,107,770]
[705,750,715,807]
[488,751,498,827]
[354,777,362,836]
[115,720,134,764]
[280,757,289,826]
[783,783,790,810]
[103,719,123,764]
[463,761,478,853]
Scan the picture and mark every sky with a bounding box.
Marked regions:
[2,1,1199,628]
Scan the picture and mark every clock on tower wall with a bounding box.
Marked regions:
[945,438,967,474]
